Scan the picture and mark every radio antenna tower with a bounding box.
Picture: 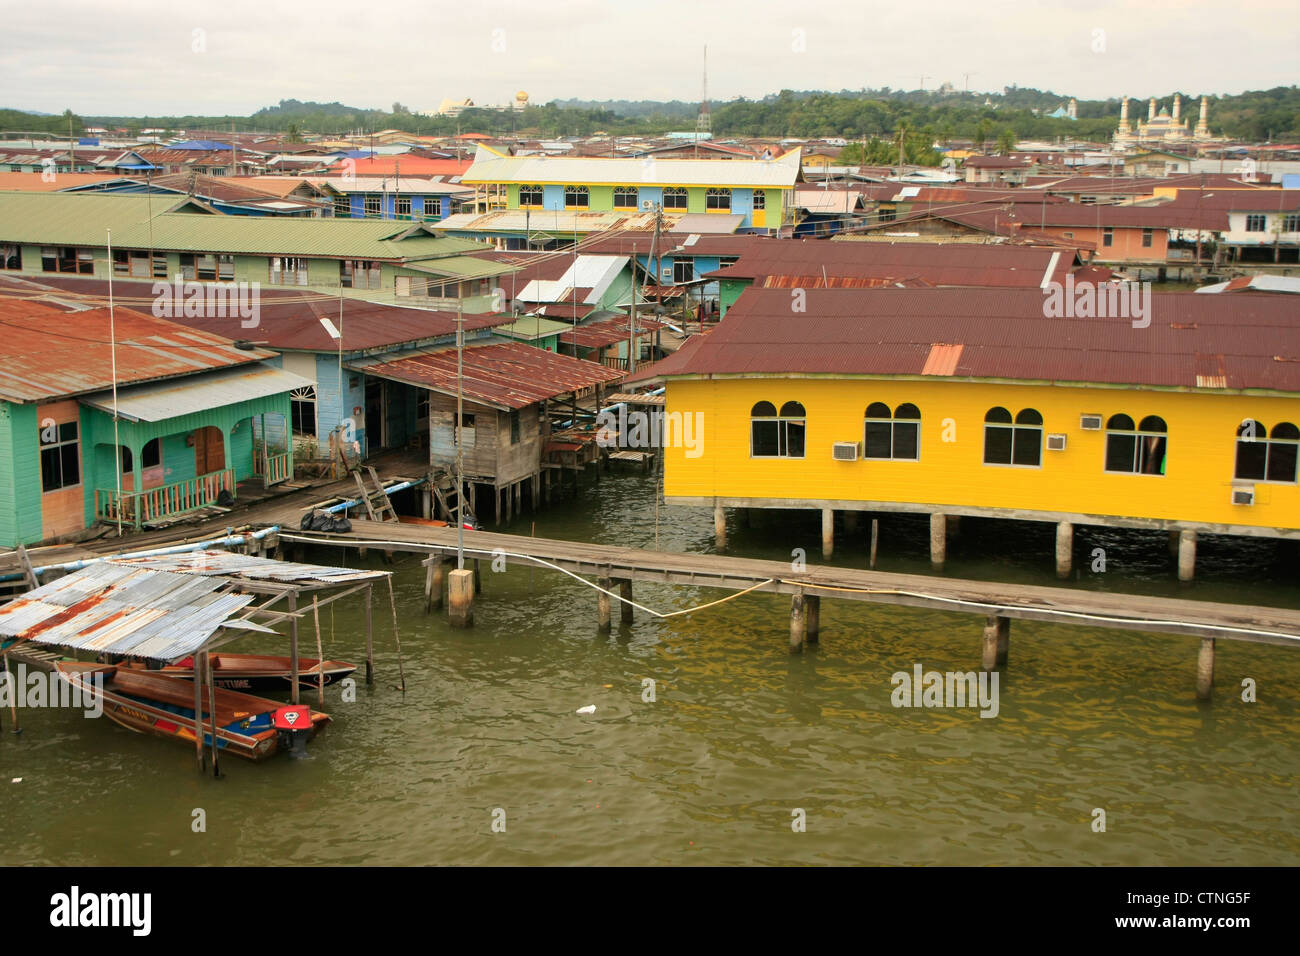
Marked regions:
[696,45,711,142]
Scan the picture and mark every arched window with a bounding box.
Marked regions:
[864,402,921,460]
[613,186,639,209]
[1236,419,1299,483]
[564,185,589,208]
[1105,414,1167,475]
[751,401,805,458]
[706,188,732,211]
[984,407,1042,467]
[519,184,544,206]
[662,187,688,210]
[141,438,162,469]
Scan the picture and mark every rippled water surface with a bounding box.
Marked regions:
[3,470,1298,865]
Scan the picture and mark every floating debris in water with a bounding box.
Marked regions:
[576,705,596,715]
[11,777,21,783]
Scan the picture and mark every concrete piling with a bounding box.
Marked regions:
[822,508,834,560]
[1056,521,1073,579]
[930,513,947,570]
[1179,530,1197,582]
[714,504,726,551]
[1196,637,1215,699]
[982,615,1009,671]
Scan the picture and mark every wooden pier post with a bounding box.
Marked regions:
[805,594,821,644]
[1196,637,1215,699]
[618,579,633,624]
[205,651,220,778]
[448,568,474,628]
[790,590,806,653]
[821,508,834,560]
[929,513,947,570]
[426,556,447,612]
[1168,529,1180,556]
[714,503,726,551]
[288,590,300,706]
[473,558,482,594]
[982,615,1009,671]
[364,583,374,684]
[870,518,879,568]
[597,576,612,632]
[1178,529,1197,582]
[1055,521,1073,579]
[193,653,205,772]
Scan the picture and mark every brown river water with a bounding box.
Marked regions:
[2,468,1297,865]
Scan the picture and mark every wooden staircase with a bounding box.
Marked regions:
[430,469,472,523]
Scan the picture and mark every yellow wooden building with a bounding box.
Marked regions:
[650,287,1300,578]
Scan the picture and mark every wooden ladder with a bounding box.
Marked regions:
[431,470,460,522]
[353,467,398,522]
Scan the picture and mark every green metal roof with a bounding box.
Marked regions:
[492,316,572,340]
[0,191,491,261]
[401,257,520,279]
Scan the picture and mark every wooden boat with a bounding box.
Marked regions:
[159,653,357,692]
[56,661,330,762]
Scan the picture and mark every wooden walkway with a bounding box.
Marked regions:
[276,519,1300,650]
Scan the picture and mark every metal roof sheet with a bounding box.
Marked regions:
[661,287,1300,393]
[0,299,275,403]
[80,362,315,422]
[107,550,388,584]
[0,191,489,259]
[0,563,255,661]
[350,341,625,410]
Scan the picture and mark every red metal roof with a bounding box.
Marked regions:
[563,316,662,349]
[703,239,1076,288]
[355,341,624,409]
[0,275,510,351]
[0,298,272,403]
[660,287,1300,393]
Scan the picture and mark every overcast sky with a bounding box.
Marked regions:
[3,0,1297,117]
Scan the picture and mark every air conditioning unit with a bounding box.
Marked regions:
[642,200,654,210]
[1046,434,1068,451]
[1231,485,1256,506]
[1079,414,1103,431]
[832,441,861,462]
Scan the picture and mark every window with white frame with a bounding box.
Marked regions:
[983,407,1043,467]
[519,184,544,206]
[864,402,920,460]
[1104,414,1167,475]
[1235,420,1299,483]
[750,401,806,458]
[564,185,589,208]
[705,188,731,211]
[662,187,688,209]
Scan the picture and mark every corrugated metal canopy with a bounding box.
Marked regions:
[0,563,256,662]
[350,340,624,410]
[80,362,315,422]
[107,550,389,584]
[461,144,802,188]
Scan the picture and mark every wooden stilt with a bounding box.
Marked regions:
[312,596,325,710]
[870,518,879,568]
[789,591,806,653]
[714,503,726,551]
[597,576,612,632]
[288,589,300,706]
[204,651,220,778]
[448,568,474,628]
[364,583,374,684]
[193,653,205,772]
[1196,637,1215,699]
[426,556,447,612]
[473,558,482,594]
[805,594,821,644]
[618,579,633,624]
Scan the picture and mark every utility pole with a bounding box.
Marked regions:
[919,75,929,92]
[455,301,465,565]
[629,242,638,374]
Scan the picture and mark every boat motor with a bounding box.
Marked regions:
[273,704,312,757]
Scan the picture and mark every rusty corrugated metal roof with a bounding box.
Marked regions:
[659,287,1300,393]
[0,298,273,403]
[350,341,625,409]
[704,239,1075,288]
